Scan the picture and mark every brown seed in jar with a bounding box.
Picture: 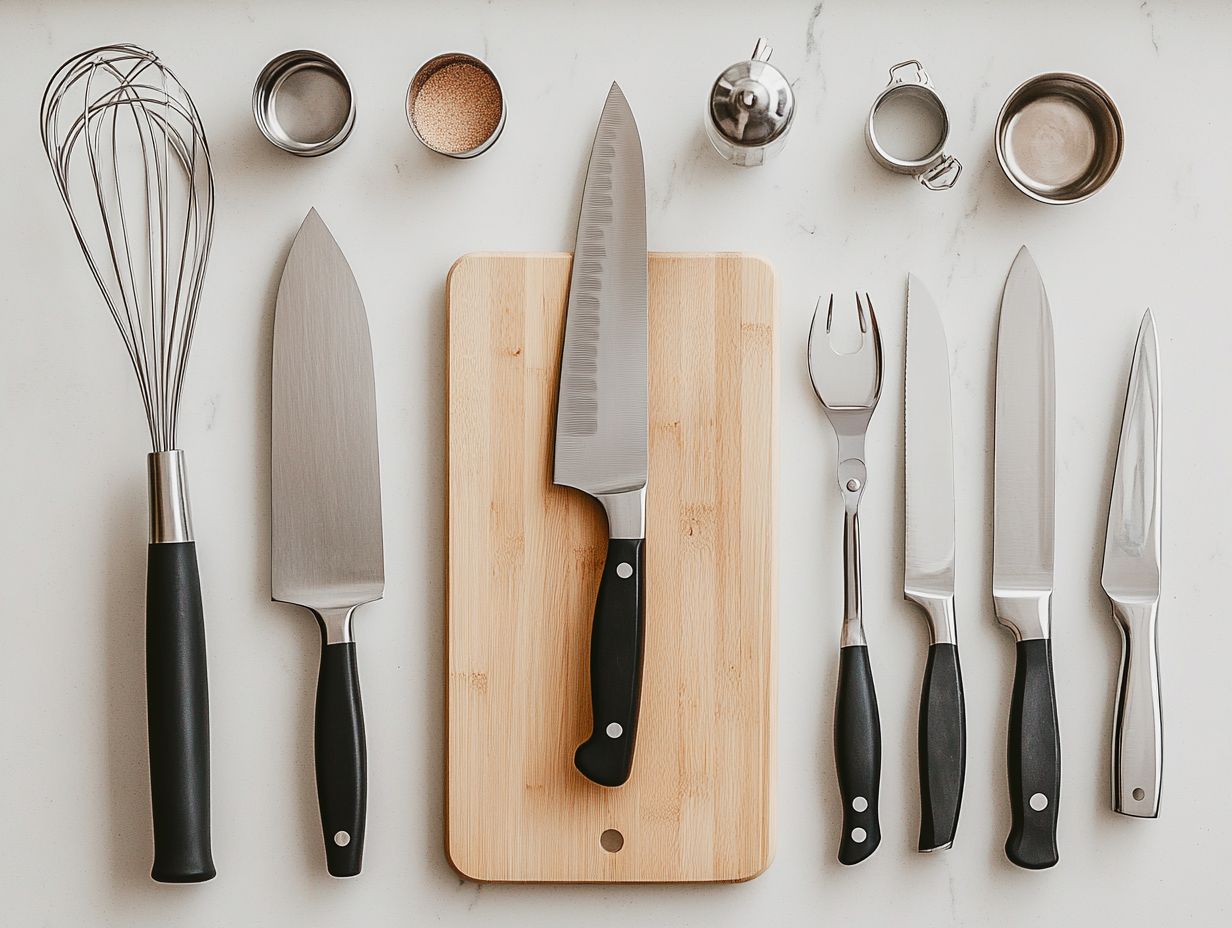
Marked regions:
[410,62,502,154]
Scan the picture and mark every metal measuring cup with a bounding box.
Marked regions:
[865,60,961,190]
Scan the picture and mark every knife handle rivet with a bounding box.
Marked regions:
[846,478,862,492]
[851,827,867,844]
[1132,787,1145,801]
[616,562,633,579]
[333,830,351,847]
[1029,792,1049,812]
[605,722,623,738]
[852,796,868,812]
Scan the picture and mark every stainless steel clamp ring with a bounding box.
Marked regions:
[865,60,961,191]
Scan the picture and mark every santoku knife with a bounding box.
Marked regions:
[904,274,966,852]
[553,83,649,788]
[993,245,1060,870]
[272,209,384,876]
[1101,310,1163,818]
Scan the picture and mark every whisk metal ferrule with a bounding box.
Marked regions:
[148,450,194,544]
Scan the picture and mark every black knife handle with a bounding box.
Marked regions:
[1006,638,1060,870]
[575,537,645,787]
[146,541,215,884]
[918,642,966,852]
[835,644,881,865]
[315,640,366,876]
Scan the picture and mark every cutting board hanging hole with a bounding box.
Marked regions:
[600,829,624,853]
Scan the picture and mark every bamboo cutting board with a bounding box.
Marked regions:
[446,253,776,883]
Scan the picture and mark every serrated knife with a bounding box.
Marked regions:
[1101,310,1162,818]
[553,83,648,788]
[993,245,1060,870]
[272,209,384,876]
[904,274,966,852]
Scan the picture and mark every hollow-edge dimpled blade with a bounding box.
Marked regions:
[553,83,648,498]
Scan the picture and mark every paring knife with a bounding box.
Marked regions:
[904,274,966,852]
[553,83,649,788]
[1101,310,1162,818]
[272,209,384,876]
[993,246,1060,870]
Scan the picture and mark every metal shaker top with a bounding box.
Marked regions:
[708,39,794,148]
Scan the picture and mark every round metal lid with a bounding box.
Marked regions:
[708,40,794,148]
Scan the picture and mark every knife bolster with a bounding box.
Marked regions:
[993,591,1051,641]
[313,605,361,645]
[905,590,957,645]
[598,487,646,540]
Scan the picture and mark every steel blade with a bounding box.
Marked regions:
[993,246,1055,597]
[553,83,648,497]
[272,209,384,610]
[1101,311,1161,601]
[905,275,955,598]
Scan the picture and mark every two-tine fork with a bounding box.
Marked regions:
[807,292,884,866]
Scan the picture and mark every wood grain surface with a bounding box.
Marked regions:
[445,253,777,883]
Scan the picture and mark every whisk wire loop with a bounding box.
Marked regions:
[40,44,214,452]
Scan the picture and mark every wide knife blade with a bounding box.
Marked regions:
[272,208,383,876]
[554,82,648,500]
[904,274,966,853]
[993,246,1055,616]
[554,83,648,788]
[272,209,384,609]
[1102,310,1163,818]
[992,245,1060,870]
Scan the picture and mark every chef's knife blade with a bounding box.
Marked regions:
[904,274,966,852]
[272,208,384,876]
[1101,310,1162,818]
[993,246,1060,870]
[553,83,648,788]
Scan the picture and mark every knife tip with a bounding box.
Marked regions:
[1136,308,1159,350]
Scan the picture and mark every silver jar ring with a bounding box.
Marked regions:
[865,60,961,191]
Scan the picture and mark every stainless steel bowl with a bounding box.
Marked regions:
[253,50,355,157]
[995,72,1123,205]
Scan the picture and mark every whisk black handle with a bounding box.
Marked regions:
[146,541,215,883]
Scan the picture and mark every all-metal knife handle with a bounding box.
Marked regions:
[575,537,646,787]
[1111,600,1162,817]
[918,642,966,851]
[1006,638,1060,869]
[315,638,367,876]
[835,644,881,864]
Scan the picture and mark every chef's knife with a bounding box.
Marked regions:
[553,83,648,788]
[904,274,966,852]
[1101,310,1162,818]
[993,246,1060,870]
[272,209,384,876]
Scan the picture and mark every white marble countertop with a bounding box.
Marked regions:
[3,0,1229,924]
